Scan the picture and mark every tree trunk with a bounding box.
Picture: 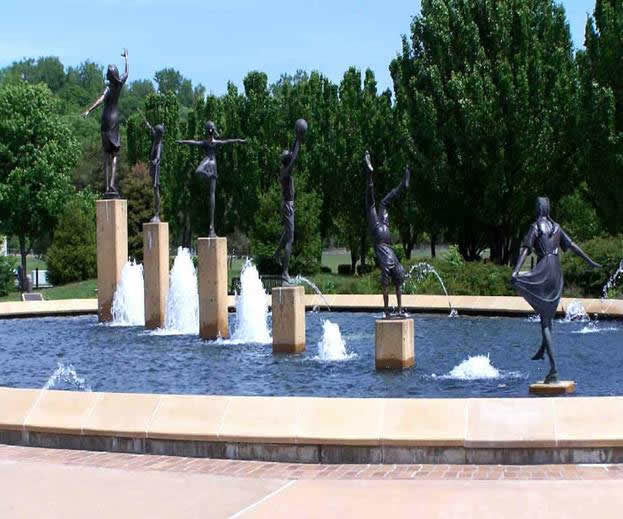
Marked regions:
[359,233,367,268]
[430,232,437,258]
[18,234,28,292]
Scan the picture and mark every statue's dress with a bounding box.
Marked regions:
[100,78,127,155]
[512,220,572,321]
[196,142,218,178]
[371,221,405,287]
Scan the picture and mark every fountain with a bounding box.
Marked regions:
[316,320,355,361]
[231,259,271,343]
[602,259,623,300]
[563,300,590,322]
[405,263,457,316]
[433,354,508,381]
[43,363,91,391]
[163,247,199,334]
[291,275,331,311]
[111,260,145,326]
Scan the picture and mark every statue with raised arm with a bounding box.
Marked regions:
[364,151,411,318]
[139,110,165,222]
[273,119,307,282]
[176,121,246,237]
[82,49,129,198]
[512,197,601,384]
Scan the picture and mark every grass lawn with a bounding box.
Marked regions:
[0,279,97,302]
[4,254,47,274]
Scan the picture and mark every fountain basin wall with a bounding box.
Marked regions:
[1,387,623,464]
[1,295,623,319]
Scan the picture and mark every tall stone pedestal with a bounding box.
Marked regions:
[143,222,169,329]
[96,199,128,322]
[198,237,228,340]
[530,380,576,396]
[272,286,305,354]
[375,319,415,370]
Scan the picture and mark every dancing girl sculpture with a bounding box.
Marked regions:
[364,151,411,318]
[176,122,246,237]
[82,49,129,198]
[138,111,165,222]
[273,119,307,283]
[512,196,601,383]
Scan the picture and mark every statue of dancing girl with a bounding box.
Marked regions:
[364,151,411,318]
[82,49,129,198]
[512,197,601,383]
[176,122,246,237]
[273,119,307,283]
[138,110,165,222]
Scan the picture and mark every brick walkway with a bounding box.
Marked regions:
[2,444,622,481]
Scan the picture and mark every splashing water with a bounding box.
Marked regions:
[231,259,271,343]
[163,247,199,334]
[562,300,589,322]
[316,320,355,361]
[602,259,623,300]
[43,363,91,391]
[291,275,331,312]
[111,261,145,326]
[405,263,457,317]
[432,355,509,380]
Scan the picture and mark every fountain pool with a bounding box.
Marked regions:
[1,312,622,397]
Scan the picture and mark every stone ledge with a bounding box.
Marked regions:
[2,388,623,463]
[1,295,621,319]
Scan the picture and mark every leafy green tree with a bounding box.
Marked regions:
[46,196,96,285]
[577,0,623,233]
[392,0,580,263]
[0,82,78,284]
[0,255,16,296]
[120,162,153,261]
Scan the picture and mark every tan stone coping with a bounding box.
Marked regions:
[1,295,622,318]
[2,387,623,449]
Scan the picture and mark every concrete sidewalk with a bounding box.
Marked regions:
[2,446,623,519]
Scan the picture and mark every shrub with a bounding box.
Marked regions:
[337,264,352,275]
[0,255,16,296]
[357,264,374,275]
[320,266,332,274]
[46,198,97,285]
[561,235,623,298]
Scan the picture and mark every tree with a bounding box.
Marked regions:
[120,162,153,261]
[0,82,78,287]
[46,195,96,285]
[392,0,580,263]
[578,0,623,233]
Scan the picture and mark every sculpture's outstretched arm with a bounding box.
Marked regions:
[512,248,530,277]
[82,87,107,117]
[381,167,411,207]
[283,137,302,176]
[568,241,601,269]
[120,48,129,83]
[176,140,203,146]
[364,151,378,226]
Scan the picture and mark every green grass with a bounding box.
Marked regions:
[0,279,97,302]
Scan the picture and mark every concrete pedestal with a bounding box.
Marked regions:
[375,319,415,370]
[272,286,305,354]
[143,222,169,329]
[198,237,228,340]
[96,199,128,322]
[530,380,576,396]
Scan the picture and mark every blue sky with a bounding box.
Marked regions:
[1,0,596,95]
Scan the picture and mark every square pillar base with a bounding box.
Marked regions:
[272,286,305,354]
[143,222,169,329]
[96,199,128,322]
[529,380,576,396]
[375,319,415,370]
[198,237,228,340]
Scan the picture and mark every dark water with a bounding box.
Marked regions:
[0,312,621,397]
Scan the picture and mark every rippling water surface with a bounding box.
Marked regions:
[1,313,621,397]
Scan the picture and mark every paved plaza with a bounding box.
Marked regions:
[2,445,623,518]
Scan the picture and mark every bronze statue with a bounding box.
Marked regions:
[364,151,410,318]
[176,122,246,237]
[512,197,601,383]
[82,49,129,198]
[139,110,165,222]
[273,119,307,282]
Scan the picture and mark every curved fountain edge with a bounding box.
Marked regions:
[1,387,623,465]
[1,295,622,319]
